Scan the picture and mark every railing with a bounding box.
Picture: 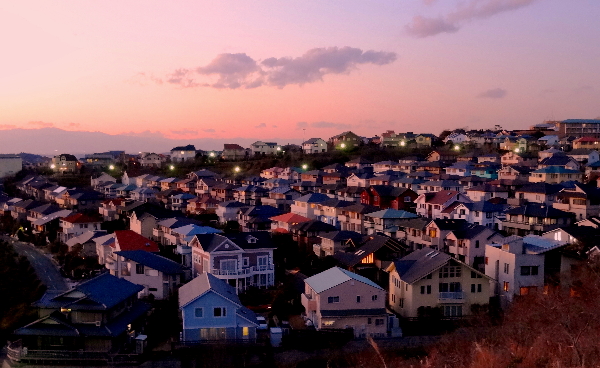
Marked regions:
[211,268,252,276]
[6,341,139,363]
[439,292,465,302]
[252,264,274,272]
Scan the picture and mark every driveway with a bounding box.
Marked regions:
[2,235,68,291]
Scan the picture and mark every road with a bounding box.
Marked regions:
[2,235,68,291]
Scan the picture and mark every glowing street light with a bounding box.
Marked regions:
[169,165,175,170]
[400,141,406,147]
[514,148,520,153]
[340,143,346,149]
[50,164,56,169]
[302,164,308,170]
[234,166,241,173]
[454,145,460,151]
[109,165,115,170]
[276,146,281,151]
[209,152,215,157]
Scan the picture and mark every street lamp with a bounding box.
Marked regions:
[170,165,175,170]
[514,148,520,153]
[454,145,460,151]
[209,152,215,157]
[400,141,406,147]
[50,164,56,169]
[234,166,241,173]
[109,165,115,170]
[302,164,308,170]
[340,143,346,149]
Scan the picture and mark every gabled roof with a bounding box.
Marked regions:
[223,144,245,150]
[365,209,418,219]
[516,182,563,194]
[179,272,240,307]
[171,144,196,151]
[532,166,580,174]
[113,230,159,252]
[65,230,107,247]
[448,223,496,240]
[335,234,406,267]
[303,138,325,144]
[422,190,460,205]
[304,267,383,294]
[61,213,101,224]
[504,203,573,219]
[290,219,337,233]
[116,250,186,274]
[392,248,452,284]
[193,232,275,252]
[295,193,330,203]
[270,212,311,223]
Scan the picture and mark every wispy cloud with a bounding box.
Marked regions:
[255,123,267,128]
[296,121,352,130]
[153,46,397,90]
[171,129,198,136]
[407,0,537,38]
[0,124,17,130]
[28,121,54,128]
[68,122,81,128]
[478,88,507,99]
[122,130,166,138]
[202,128,216,133]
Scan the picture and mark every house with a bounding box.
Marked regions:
[179,273,259,343]
[237,205,284,232]
[372,161,400,173]
[113,250,186,300]
[31,209,72,234]
[572,136,600,150]
[498,165,532,181]
[211,183,236,202]
[50,153,79,173]
[444,224,502,268]
[345,157,373,170]
[302,138,328,154]
[270,212,311,233]
[337,203,380,234]
[98,198,124,221]
[386,248,492,319]
[566,148,599,164]
[501,152,537,167]
[233,185,269,206]
[441,201,507,229]
[538,154,580,171]
[90,173,116,190]
[301,267,396,338]
[290,193,331,219]
[65,230,107,257]
[444,161,475,177]
[251,141,280,156]
[10,274,150,364]
[60,189,104,211]
[553,182,600,221]
[59,213,102,243]
[169,193,197,212]
[529,166,582,184]
[329,131,362,149]
[128,203,177,238]
[360,185,418,211]
[171,145,197,162]
[484,235,566,307]
[96,230,160,266]
[12,199,43,221]
[417,180,463,194]
[511,182,564,206]
[502,203,575,236]
[221,144,247,160]
[190,232,276,292]
[363,209,418,235]
[415,190,472,219]
[216,200,250,224]
[424,219,469,251]
[315,230,364,257]
[0,154,22,178]
[290,220,337,246]
[465,184,509,202]
[152,217,204,245]
[333,234,407,274]
[261,187,301,211]
[139,152,166,167]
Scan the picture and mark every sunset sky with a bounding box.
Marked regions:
[2,0,600,145]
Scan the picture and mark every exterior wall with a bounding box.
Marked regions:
[182,292,256,342]
[171,150,196,162]
[0,156,22,178]
[114,258,179,300]
[129,214,157,239]
[389,264,491,318]
[302,279,387,338]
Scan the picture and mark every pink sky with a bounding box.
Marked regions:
[1,0,599,145]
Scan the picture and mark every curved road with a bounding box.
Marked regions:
[1,235,68,291]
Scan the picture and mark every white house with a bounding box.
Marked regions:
[302,138,327,154]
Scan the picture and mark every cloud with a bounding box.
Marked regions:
[122,130,166,138]
[407,0,537,38]
[68,122,81,128]
[478,88,507,99]
[406,16,459,38]
[272,125,278,128]
[0,124,17,130]
[171,129,198,136]
[158,46,397,89]
[296,121,352,130]
[202,128,216,133]
[255,123,267,128]
[28,121,55,128]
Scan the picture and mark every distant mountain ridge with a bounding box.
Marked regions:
[0,128,293,156]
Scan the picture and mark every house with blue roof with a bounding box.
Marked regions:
[179,273,259,343]
[529,166,582,184]
[301,267,400,338]
[114,250,188,300]
[10,273,150,363]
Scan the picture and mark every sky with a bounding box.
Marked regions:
[1,0,600,148]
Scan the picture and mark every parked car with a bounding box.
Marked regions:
[256,316,268,330]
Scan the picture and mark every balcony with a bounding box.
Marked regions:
[438,292,465,303]
[211,268,252,276]
[252,264,274,272]
[176,244,191,255]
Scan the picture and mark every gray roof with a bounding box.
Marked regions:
[179,272,240,308]
[393,248,452,284]
[365,209,418,219]
[304,267,383,294]
[116,250,187,274]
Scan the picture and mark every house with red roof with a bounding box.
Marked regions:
[99,198,125,221]
[573,136,600,150]
[415,190,472,219]
[59,213,102,243]
[95,230,159,268]
[221,144,248,160]
[270,212,311,233]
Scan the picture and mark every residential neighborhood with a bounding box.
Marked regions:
[3,121,600,366]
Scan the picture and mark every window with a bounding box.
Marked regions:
[356,296,361,303]
[149,287,157,291]
[503,263,510,274]
[427,285,431,294]
[375,319,384,326]
[136,264,145,274]
[471,284,482,293]
[520,266,539,276]
[420,286,425,294]
[471,271,482,279]
[475,240,480,248]
[439,282,461,292]
[442,305,462,317]
[242,257,249,267]
[439,266,461,278]
[213,307,227,317]
[367,318,372,324]
[372,295,378,301]
[328,296,340,303]
[503,282,510,292]
[426,273,432,279]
